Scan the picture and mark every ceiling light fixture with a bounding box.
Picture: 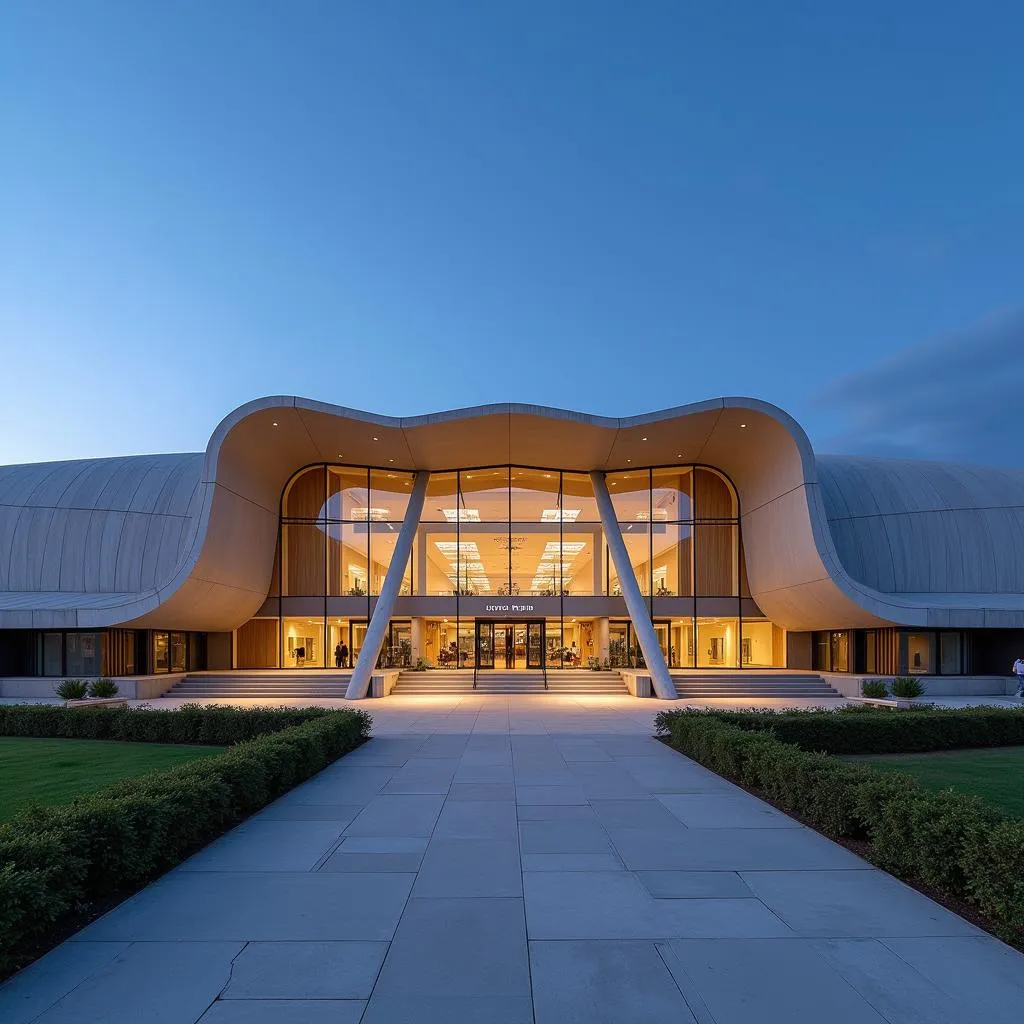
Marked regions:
[372,436,379,441]
[272,422,278,427]
[641,437,647,441]
[740,423,747,429]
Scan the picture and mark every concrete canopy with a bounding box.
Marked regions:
[2,395,1023,631]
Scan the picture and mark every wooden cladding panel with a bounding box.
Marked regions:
[694,468,736,519]
[284,523,326,596]
[236,618,279,669]
[284,467,325,519]
[695,524,735,596]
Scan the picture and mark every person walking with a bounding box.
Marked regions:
[340,640,349,669]
[1013,656,1024,698]
[334,642,344,669]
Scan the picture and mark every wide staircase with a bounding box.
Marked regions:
[391,669,628,696]
[670,672,839,699]
[165,672,353,700]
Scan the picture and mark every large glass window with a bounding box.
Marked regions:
[65,632,102,676]
[283,618,325,668]
[742,619,784,667]
[939,632,961,675]
[697,617,739,668]
[907,632,935,674]
[40,632,62,676]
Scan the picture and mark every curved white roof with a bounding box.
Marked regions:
[1,396,1022,630]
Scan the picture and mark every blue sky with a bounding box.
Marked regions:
[2,1,1023,465]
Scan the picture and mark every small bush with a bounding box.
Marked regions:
[656,705,1024,755]
[588,657,601,670]
[0,703,345,745]
[891,675,926,699]
[0,707,371,977]
[861,679,889,699]
[54,679,88,701]
[87,678,120,698]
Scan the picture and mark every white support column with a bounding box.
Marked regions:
[411,617,424,662]
[597,616,609,663]
[590,471,677,699]
[346,471,430,699]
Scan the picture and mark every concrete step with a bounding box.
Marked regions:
[391,668,627,696]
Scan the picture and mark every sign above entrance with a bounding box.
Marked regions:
[483,603,535,614]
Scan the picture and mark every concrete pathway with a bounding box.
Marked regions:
[3,696,1023,1023]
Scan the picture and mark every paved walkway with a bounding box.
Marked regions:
[3,697,1024,1023]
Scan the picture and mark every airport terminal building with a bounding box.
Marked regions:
[1,397,1023,699]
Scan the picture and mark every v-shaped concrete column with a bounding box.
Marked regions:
[590,471,677,700]
[346,470,430,699]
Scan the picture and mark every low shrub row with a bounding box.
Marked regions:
[0,703,338,746]
[0,708,371,976]
[654,705,1024,755]
[656,709,1024,942]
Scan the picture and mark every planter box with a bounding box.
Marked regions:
[64,698,129,708]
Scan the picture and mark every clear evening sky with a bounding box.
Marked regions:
[2,2,1023,466]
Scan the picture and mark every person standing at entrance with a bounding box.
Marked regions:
[1013,656,1024,698]
[340,641,349,669]
[334,642,344,669]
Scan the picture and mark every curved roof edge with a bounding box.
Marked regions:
[2,395,1023,631]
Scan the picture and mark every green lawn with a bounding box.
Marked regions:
[0,737,226,822]
[848,746,1024,819]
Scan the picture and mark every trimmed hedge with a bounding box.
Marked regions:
[0,708,371,976]
[654,705,1024,755]
[0,703,337,745]
[656,709,1024,942]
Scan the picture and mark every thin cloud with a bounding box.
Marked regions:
[815,308,1024,466]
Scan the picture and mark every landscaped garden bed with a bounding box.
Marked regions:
[0,703,372,978]
[654,706,1024,947]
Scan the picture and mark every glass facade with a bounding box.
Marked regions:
[235,461,788,671]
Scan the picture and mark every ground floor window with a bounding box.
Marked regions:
[813,628,966,675]
[151,631,205,674]
[233,612,787,670]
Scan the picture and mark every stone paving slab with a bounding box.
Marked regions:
[221,941,387,1000]
[33,941,241,1024]
[75,872,415,941]
[530,940,698,1023]
[3,695,1023,1023]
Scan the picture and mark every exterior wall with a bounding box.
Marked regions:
[818,456,1024,596]
[2,396,1024,640]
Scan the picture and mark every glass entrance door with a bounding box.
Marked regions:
[475,620,545,669]
[526,622,544,669]
[476,621,495,669]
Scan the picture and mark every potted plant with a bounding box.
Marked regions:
[88,678,120,698]
[55,678,88,701]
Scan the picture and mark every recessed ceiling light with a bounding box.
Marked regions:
[372,436,379,441]
[337,453,343,459]
[388,458,394,463]
[740,423,747,428]
[626,459,631,463]
[641,436,647,441]
[676,453,683,458]
[272,422,278,427]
